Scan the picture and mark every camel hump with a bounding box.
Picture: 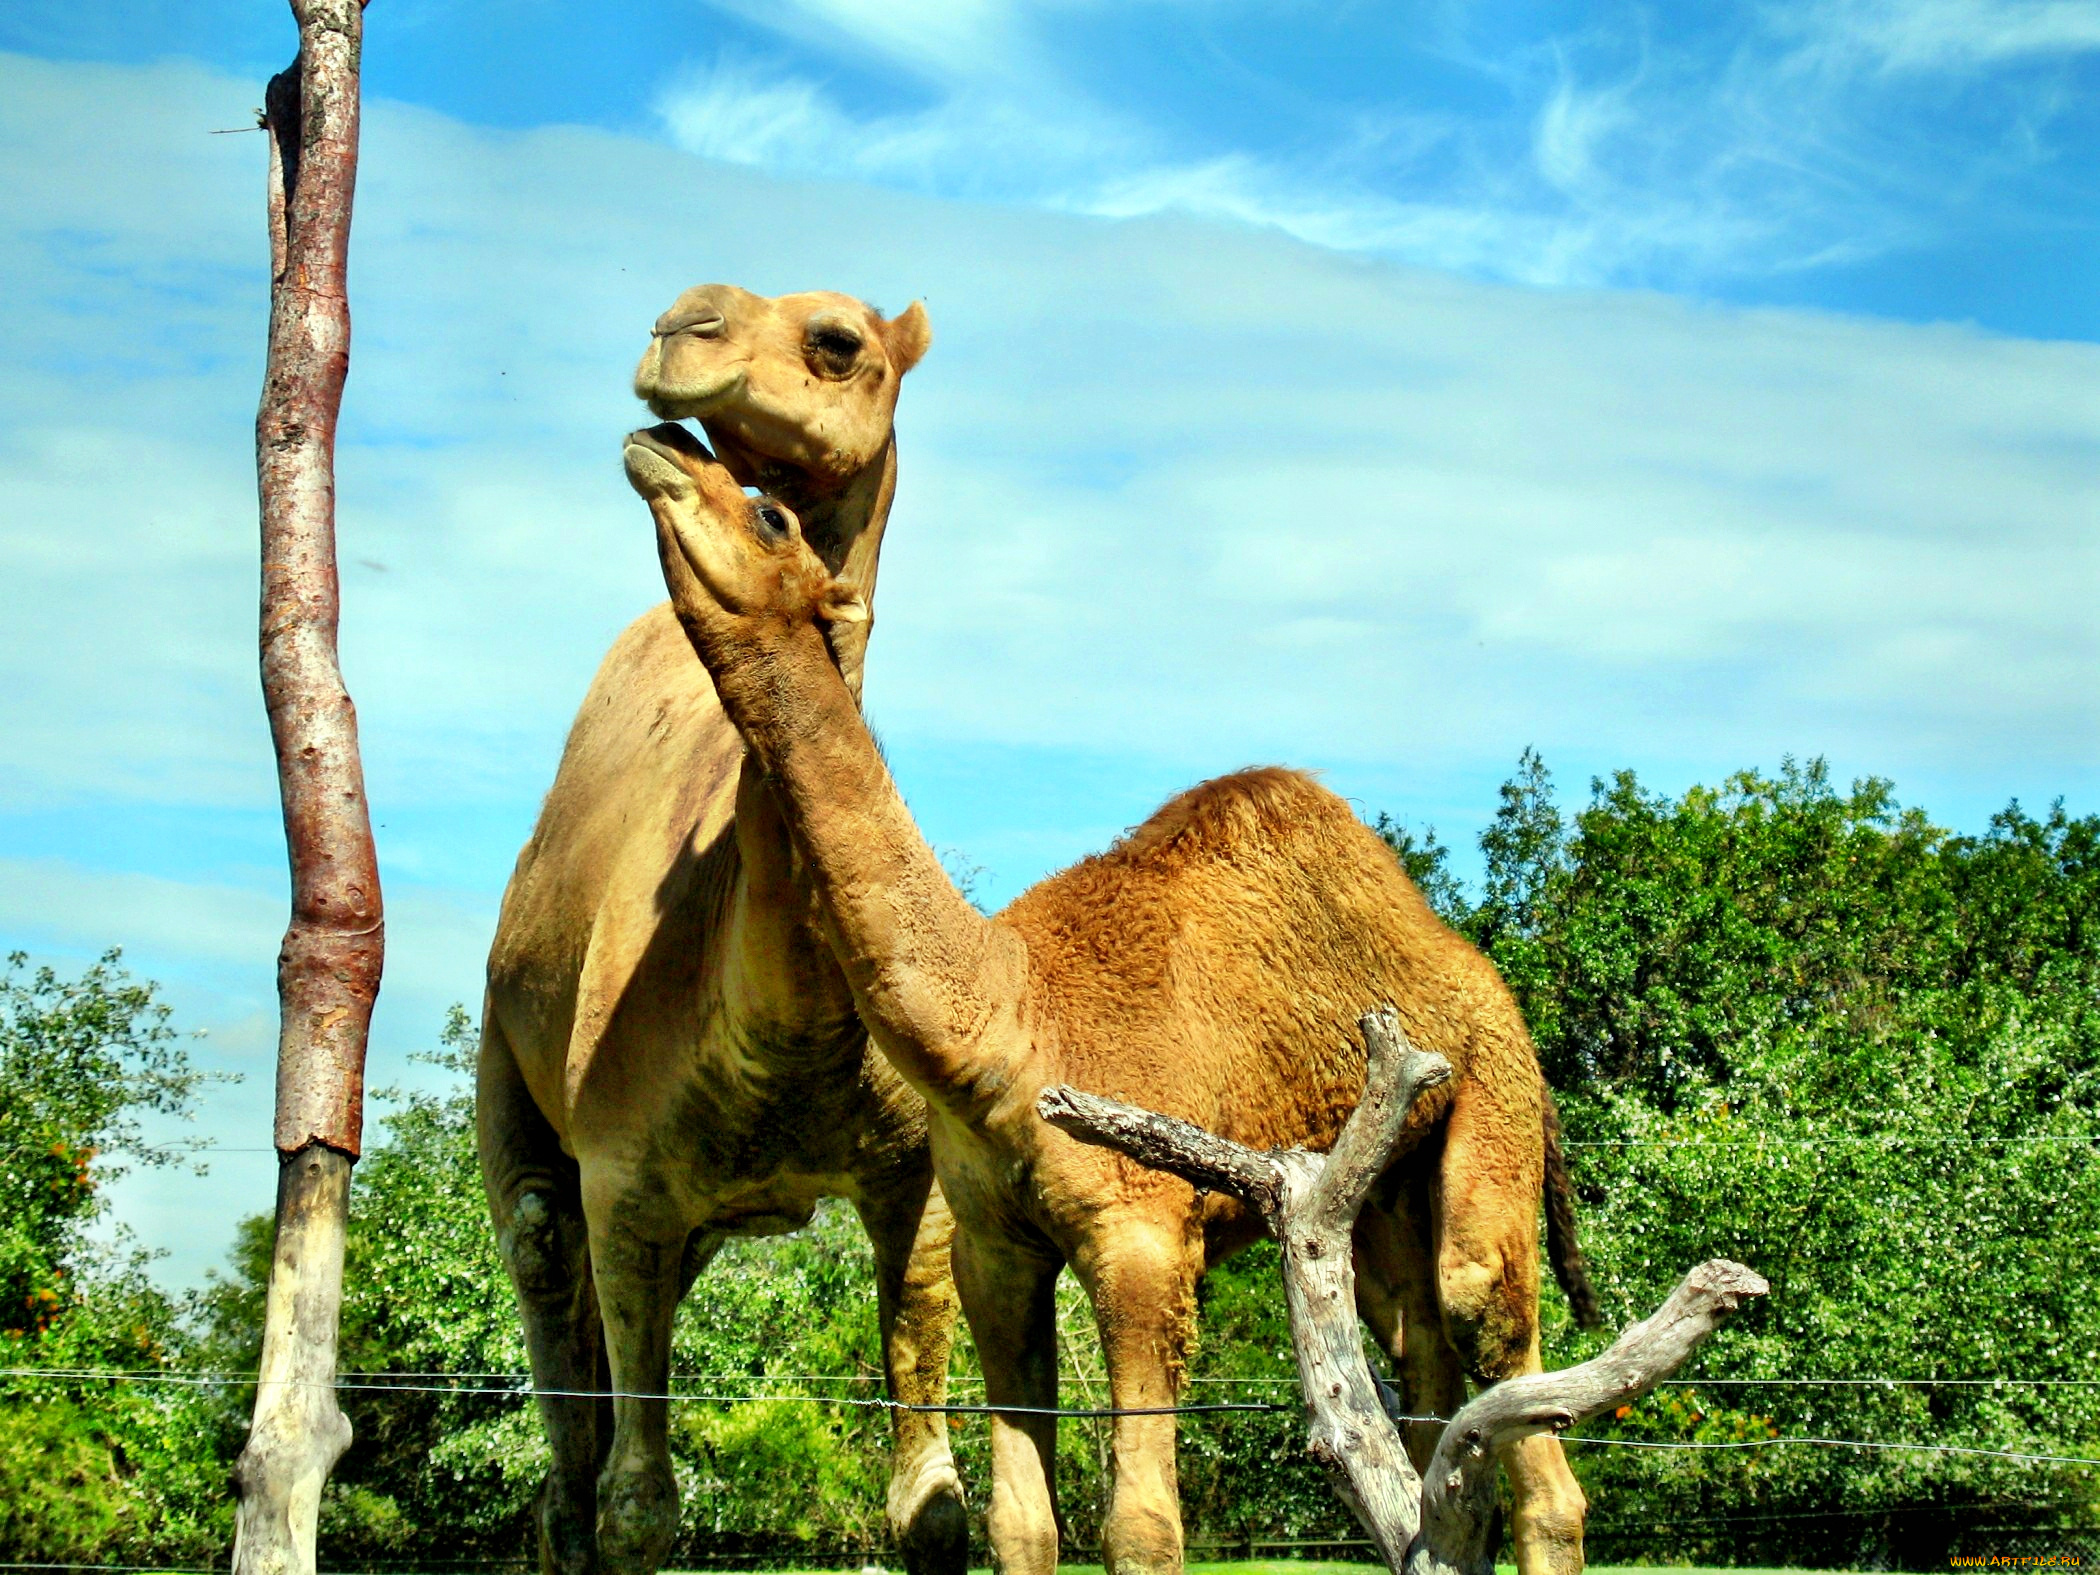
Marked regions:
[1113,766,1353,867]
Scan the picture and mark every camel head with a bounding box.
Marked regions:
[623,421,869,689]
[634,284,931,507]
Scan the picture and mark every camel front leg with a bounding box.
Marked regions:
[858,1175,968,1575]
[478,1015,610,1575]
[586,1195,702,1575]
[955,1230,1061,1575]
[1075,1222,1202,1575]
[1498,1337,1589,1575]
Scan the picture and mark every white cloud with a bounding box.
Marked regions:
[706,0,1030,83]
[5,47,2095,814]
[5,47,2097,1281]
[654,51,1141,201]
[1786,0,2100,72]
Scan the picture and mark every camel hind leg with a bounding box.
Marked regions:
[1435,1074,1587,1575]
[1353,1172,1465,1471]
[477,1006,609,1575]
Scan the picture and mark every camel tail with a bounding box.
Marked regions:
[1542,1083,1603,1329]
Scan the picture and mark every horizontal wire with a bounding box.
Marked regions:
[48,1132,2100,1157]
[1566,1135,2100,1147]
[11,1366,2097,1450]
[1653,1377,2100,1387]
[0,1367,1284,1418]
[1566,1435,2099,1467]
[1585,1493,2097,1529]
[9,1366,2094,1389]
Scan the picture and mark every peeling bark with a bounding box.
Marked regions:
[232,1148,356,1575]
[1041,1008,1767,1575]
[233,5,375,1572]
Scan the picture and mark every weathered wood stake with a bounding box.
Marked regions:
[232,5,378,1573]
[1039,1008,1767,1575]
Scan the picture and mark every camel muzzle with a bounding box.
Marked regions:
[623,422,725,503]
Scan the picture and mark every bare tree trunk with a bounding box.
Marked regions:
[1040,1009,1768,1575]
[233,5,376,1573]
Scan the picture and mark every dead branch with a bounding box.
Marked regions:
[233,4,375,1572]
[1408,1258,1767,1575]
[1044,1009,1452,1565]
[1040,1007,1766,1575]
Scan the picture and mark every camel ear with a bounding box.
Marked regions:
[820,583,871,629]
[883,301,932,376]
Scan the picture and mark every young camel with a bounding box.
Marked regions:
[623,424,1600,1575]
[479,286,965,1575]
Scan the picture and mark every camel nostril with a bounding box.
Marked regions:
[656,307,726,340]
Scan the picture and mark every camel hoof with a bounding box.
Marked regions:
[898,1478,968,1575]
[537,1471,596,1575]
[596,1457,678,1574]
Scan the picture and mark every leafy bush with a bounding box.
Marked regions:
[0,951,224,1561]
[1452,757,2100,1568]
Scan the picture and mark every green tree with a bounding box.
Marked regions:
[1427,760,2100,1568]
[1369,812,1468,926]
[0,951,224,1560]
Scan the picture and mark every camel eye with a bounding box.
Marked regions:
[808,325,862,372]
[753,501,791,539]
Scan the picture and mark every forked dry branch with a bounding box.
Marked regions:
[1039,1009,1768,1575]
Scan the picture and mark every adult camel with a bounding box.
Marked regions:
[620,423,1602,1575]
[477,285,964,1575]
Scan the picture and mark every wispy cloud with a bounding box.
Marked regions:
[1784,0,2100,72]
[703,0,1033,84]
[652,0,2100,294]
[655,52,1137,198]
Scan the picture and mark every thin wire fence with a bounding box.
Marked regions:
[11,1366,2099,1391]
[4,1363,2095,1466]
[60,1132,2100,1158]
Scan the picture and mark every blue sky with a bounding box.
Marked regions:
[1,1,2096,1284]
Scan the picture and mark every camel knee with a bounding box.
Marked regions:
[1438,1251,1533,1384]
[1098,1416,1183,1575]
[504,1188,585,1304]
[1102,1479,1182,1575]
[986,1474,1059,1575]
[596,1451,678,1574]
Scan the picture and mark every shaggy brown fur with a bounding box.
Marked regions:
[1542,1088,1602,1327]
[478,286,964,1575]
[625,423,1594,1575]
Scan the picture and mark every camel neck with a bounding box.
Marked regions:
[785,443,895,705]
[700,444,897,1073]
[699,615,1022,1112]
[795,442,895,592]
